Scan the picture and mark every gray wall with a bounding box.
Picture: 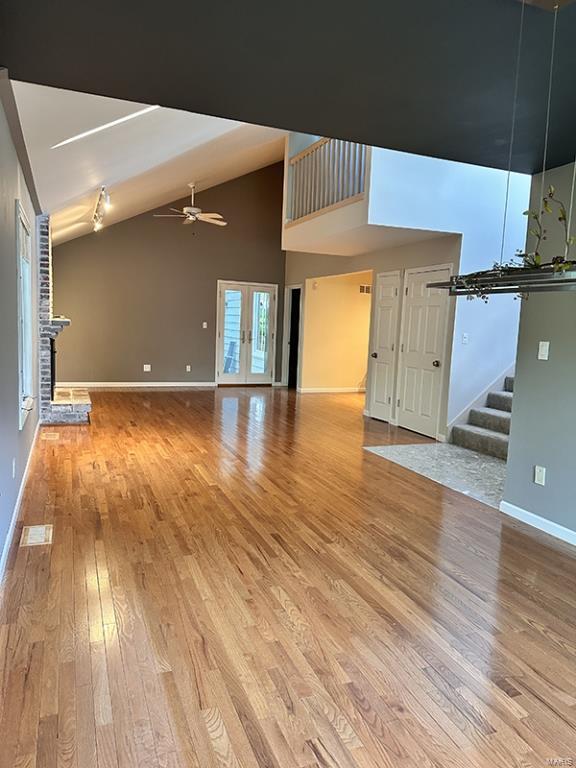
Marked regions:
[504,293,576,531]
[0,87,39,563]
[53,164,285,383]
[504,162,576,534]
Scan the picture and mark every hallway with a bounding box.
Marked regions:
[1,389,575,767]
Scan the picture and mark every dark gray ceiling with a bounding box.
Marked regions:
[1,0,575,173]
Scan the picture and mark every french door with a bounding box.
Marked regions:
[217,281,277,385]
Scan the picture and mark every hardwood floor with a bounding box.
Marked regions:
[1,388,575,768]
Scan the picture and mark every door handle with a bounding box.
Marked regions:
[241,330,246,343]
[432,360,441,367]
[371,352,378,359]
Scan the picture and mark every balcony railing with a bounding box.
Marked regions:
[287,138,368,224]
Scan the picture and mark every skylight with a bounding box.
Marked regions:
[50,104,160,149]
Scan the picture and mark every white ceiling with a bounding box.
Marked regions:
[13,81,286,243]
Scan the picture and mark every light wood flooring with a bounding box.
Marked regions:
[1,388,575,767]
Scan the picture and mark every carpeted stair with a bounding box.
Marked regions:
[451,376,513,460]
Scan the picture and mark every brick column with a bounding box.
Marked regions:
[37,215,91,425]
[38,215,53,422]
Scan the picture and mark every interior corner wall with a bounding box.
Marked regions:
[0,95,39,565]
[300,272,372,391]
[52,164,285,384]
[285,234,461,430]
[503,162,576,536]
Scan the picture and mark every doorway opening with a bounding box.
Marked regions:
[287,287,301,389]
[216,281,278,385]
[297,271,373,393]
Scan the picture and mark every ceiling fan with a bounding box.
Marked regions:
[153,183,227,226]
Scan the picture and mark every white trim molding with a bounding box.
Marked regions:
[0,420,40,582]
[57,381,217,389]
[500,500,576,548]
[297,387,366,394]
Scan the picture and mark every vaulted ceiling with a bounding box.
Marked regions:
[13,82,285,243]
[1,0,575,174]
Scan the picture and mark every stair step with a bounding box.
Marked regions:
[452,424,509,460]
[486,390,513,413]
[504,376,515,393]
[469,406,511,434]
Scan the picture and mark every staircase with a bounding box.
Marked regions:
[451,377,514,460]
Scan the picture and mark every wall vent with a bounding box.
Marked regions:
[359,285,372,294]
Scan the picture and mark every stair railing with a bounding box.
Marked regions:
[287,138,367,224]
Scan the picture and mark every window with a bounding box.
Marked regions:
[17,201,33,428]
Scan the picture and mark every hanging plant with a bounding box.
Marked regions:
[444,186,576,302]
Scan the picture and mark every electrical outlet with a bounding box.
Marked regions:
[462,333,469,345]
[202,321,208,329]
[186,365,191,373]
[534,465,546,486]
[538,341,550,361]
[12,458,16,480]
[143,364,151,372]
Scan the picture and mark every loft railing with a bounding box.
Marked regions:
[287,138,367,224]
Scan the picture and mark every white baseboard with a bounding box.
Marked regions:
[0,420,40,582]
[57,381,216,389]
[436,433,447,443]
[297,387,367,394]
[500,500,576,548]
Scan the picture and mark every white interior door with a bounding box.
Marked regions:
[397,266,450,438]
[217,282,277,385]
[369,271,400,421]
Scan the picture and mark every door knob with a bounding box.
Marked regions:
[371,352,378,359]
[432,360,441,367]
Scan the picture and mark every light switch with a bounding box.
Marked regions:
[202,321,208,329]
[538,341,550,360]
[534,465,546,486]
[143,363,152,372]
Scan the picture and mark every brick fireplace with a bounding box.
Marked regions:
[38,215,92,424]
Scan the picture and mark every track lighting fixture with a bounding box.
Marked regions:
[92,186,111,232]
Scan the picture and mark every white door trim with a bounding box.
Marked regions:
[280,284,303,387]
[395,263,453,440]
[367,270,401,422]
[215,280,278,385]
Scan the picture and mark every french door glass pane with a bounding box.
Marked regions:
[222,289,242,374]
[250,291,270,374]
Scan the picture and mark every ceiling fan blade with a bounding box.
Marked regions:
[200,217,227,226]
[170,207,184,214]
[197,212,224,219]
[154,214,185,218]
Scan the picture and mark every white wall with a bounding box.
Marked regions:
[368,148,531,423]
[300,271,372,391]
